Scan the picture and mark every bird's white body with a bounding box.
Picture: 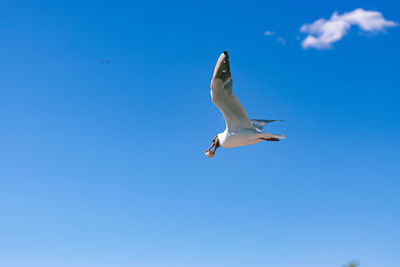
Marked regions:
[217,129,283,148]
[205,51,285,157]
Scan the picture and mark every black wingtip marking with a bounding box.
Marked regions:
[215,51,231,82]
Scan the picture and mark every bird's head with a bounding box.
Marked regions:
[205,135,220,158]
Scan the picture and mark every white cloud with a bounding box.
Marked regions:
[300,8,398,49]
[264,30,275,36]
[264,30,286,44]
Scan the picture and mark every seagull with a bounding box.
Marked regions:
[205,51,286,158]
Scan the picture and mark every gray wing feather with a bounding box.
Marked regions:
[210,51,253,131]
[251,119,284,132]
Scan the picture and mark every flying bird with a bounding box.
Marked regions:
[205,51,285,158]
[100,59,111,64]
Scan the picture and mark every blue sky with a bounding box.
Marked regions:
[1,1,399,267]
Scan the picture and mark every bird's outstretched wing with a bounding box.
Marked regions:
[210,51,253,131]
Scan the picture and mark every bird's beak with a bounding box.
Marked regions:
[205,142,217,158]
